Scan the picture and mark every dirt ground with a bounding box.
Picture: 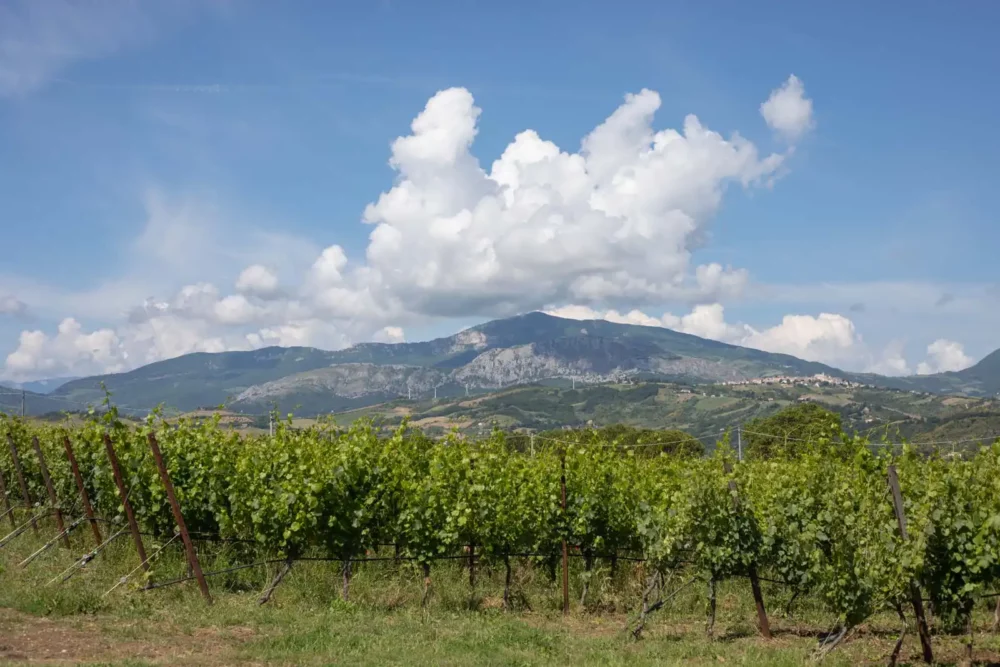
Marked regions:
[0,608,255,666]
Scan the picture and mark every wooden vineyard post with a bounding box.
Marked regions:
[146,432,212,604]
[103,433,149,572]
[258,558,294,605]
[561,448,570,616]
[63,436,102,548]
[468,540,476,587]
[723,461,771,639]
[0,467,15,528]
[887,464,933,664]
[6,433,38,534]
[468,456,476,595]
[31,436,69,548]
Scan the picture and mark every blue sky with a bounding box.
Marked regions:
[1,0,998,381]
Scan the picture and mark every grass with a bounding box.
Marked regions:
[3,520,1000,665]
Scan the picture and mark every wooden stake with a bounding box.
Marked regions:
[6,433,38,534]
[63,436,102,548]
[503,552,512,611]
[469,456,476,596]
[342,557,352,601]
[146,432,212,604]
[887,464,933,664]
[0,467,15,528]
[723,461,771,638]
[103,432,148,571]
[258,558,294,605]
[469,542,476,587]
[561,449,570,616]
[31,436,69,548]
[706,577,717,637]
[421,562,432,608]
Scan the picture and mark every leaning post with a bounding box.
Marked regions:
[103,432,149,572]
[6,433,38,534]
[31,436,69,548]
[63,436,103,548]
[146,432,212,604]
[0,467,16,528]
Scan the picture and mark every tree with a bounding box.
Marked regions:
[544,425,704,457]
[744,403,845,459]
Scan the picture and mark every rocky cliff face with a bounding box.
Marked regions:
[453,344,590,387]
[451,336,662,387]
[234,364,450,402]
[234,336,665,408]
[650,357,760,383]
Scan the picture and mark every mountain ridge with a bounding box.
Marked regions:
[0,385,73,416]
[32,312,1000,417]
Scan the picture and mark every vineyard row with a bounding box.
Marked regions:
[3,410,1000,661]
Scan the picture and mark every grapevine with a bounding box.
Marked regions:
[2,409,1000,660]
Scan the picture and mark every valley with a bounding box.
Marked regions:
[322,376,1000,445]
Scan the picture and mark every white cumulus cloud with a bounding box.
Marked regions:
[246,320,349,350]
[235,265,280,299]
[5,318,126,378]
[354,82,795,318]
[373,326,406,344]
[866,340,912,376]
[916,339,973,374]
[743,313,859,364]
[2,78,815,380]
[545,305,663,327]
[548,304,987,378]
[547,304,864,367]
[662,303,748,342]
[760,74,814,141]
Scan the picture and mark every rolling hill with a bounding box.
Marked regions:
[333,379,1000,446]
[862,349,1000,397]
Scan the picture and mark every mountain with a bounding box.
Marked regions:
[0,385,75,417]
[952,349,1000,391]
[6,377,80,394]
[45,312,1000,416]
[54,346,344,414]
[854,349,1000,398]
